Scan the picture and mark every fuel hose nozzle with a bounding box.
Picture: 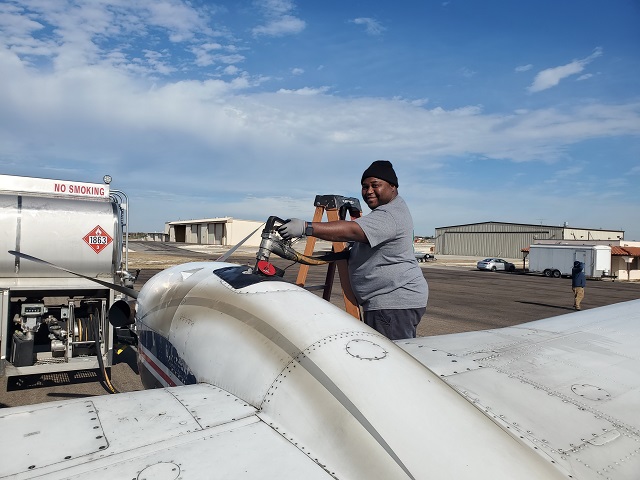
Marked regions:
[255,216,287,275]
[254,216,350,276]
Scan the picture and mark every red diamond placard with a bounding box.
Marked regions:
[83,225,113,254]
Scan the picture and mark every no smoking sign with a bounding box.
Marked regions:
[83,225,113,253]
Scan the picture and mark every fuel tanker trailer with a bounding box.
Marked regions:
[0,174,135,378]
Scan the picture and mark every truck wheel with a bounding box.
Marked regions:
[543,269,552,277]
[552,270,561,278]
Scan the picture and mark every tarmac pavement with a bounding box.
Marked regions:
[1,243,638,408]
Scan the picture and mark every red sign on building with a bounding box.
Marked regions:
[83,225,113,254]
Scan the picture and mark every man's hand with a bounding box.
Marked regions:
[277,218,307,240]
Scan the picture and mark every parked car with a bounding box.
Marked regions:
[415,252,436,262]
[477,258,515,272]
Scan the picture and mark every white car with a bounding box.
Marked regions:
[477,258,516,272]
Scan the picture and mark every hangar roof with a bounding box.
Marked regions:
[436,221,624,234]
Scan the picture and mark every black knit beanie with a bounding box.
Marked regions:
[361,160,398,187]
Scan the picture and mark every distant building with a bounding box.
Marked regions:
[610,245,640,281]
[413,236,435,253]
[165,217,263,247]
[129,232,169,242]
[434,221,624,259]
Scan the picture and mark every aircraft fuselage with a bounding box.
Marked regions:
[131,261,566,479]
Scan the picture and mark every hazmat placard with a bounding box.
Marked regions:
[83,225,113,253]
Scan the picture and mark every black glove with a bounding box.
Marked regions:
[277,218,307,240]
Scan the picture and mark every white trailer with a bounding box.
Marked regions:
[0,174,134,377]
[527,244,611,279]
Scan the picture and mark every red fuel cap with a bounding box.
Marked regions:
[257,260,276,276]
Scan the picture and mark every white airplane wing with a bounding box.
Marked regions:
[0,383,334,480]
[397,299,640,480]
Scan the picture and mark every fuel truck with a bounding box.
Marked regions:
[0,174,134,377]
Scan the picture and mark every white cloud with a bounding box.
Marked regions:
[252,15,305,36]
[277,86,330,95]
[142,49,176,75]
[546,165,583,183]
[528,47,603,93]
[223,65,240,75]
[460,67,476,78]
[0,3,638,239]
[204,52,245,67]
[515,64,532,72]
[252,0,305,37]
[0,0,229,75]
[255,0,296,17]
[351,18,386,36]
[1,57,638,235]
[0,3,45,37]
[143,0,215,41]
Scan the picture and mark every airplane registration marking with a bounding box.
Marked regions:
[137,328,196,387]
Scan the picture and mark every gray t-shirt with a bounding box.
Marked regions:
[348,195,428,311]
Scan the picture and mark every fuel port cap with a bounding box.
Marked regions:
[257,260,276,276]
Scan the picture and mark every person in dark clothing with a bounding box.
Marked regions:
[571,261,586,310]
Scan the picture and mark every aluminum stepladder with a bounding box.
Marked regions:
[295,195,362,320]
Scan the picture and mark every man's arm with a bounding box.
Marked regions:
[310,220,368,243]
[278,218,368,244]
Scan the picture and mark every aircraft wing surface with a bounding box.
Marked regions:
[398,299,640,480]
[0,383,334,480]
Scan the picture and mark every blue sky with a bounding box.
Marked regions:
[1,0,639,240]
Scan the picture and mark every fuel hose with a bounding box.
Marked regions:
[270,240,350,265]
[91,313,118,394]
[255,215,350,271]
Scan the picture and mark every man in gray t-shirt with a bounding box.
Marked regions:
[278,160,428,340]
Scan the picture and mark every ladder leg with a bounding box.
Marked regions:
[295,207,324,286]
[325,209,360,320]
[322,262,337,301]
